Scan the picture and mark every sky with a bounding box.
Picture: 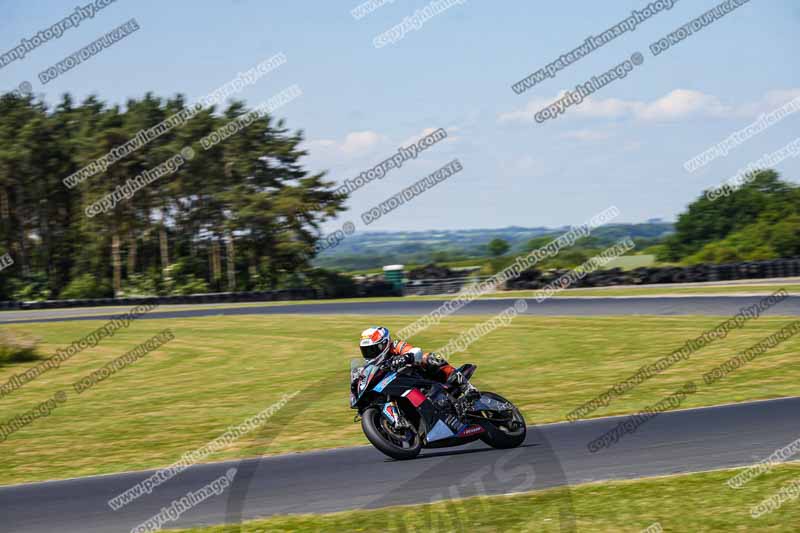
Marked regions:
[1,0,799,233]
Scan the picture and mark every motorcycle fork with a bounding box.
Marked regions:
[381,401,409,428]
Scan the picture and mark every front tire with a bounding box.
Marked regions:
[361,407,421,460]
[477,392,527,449]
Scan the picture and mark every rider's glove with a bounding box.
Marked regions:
[390,353,413,370]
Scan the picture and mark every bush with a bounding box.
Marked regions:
[162,261,210,295]
[171,274,210,295]
[121,272,160,297]
[10,272,52,301]
[0,331,40,365]
[304,268,357,298]
[59,274,113,299]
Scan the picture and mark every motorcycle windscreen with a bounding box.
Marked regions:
[349,359,362,406]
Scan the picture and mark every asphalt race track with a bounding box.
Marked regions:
[2,397,798,532]
[1,294,799,324]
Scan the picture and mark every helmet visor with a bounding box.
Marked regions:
[360,340,387,360]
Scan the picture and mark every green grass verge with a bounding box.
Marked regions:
[600,254,656,270]
[1,313,799,486]
[170,463,800,532]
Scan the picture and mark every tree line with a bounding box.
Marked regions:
[659,170,800,263]
[0,91,345,301]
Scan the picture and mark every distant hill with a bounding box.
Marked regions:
[313,222,674,271]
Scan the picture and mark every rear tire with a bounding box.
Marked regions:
[477,392,527,449]
[361,407,421,460]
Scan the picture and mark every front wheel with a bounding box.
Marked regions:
[361,407,421,460]
[477,392,527,449]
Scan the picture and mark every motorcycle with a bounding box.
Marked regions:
[350,354,526,460]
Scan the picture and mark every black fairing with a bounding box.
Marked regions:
[351,362,522,450]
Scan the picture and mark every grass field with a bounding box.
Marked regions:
[1,311,799,487]
[172,463,800,532]
[600,254,657,270]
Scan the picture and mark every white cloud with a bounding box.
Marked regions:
[339,131,383,155]
[577,97,640,119]
[498,93,642,122]
[498,96,558,123]
[560,129,612,141]
[734,88,800,117]
[499,88,800,124]
[635,89,730,121]
[306,130,385,158]
[308,125,460,161]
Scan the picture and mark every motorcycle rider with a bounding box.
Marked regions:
[359,326,479,406]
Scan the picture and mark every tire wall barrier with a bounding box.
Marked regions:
[1,258,798,310]
[0,288,318,311]
[505,258,800,291]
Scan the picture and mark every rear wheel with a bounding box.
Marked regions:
[361,407,421,460]
[477,392,527,449]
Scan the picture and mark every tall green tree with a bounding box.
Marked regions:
[0,89,347,300]
[488,238,510,257]
[660,171,799,263]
